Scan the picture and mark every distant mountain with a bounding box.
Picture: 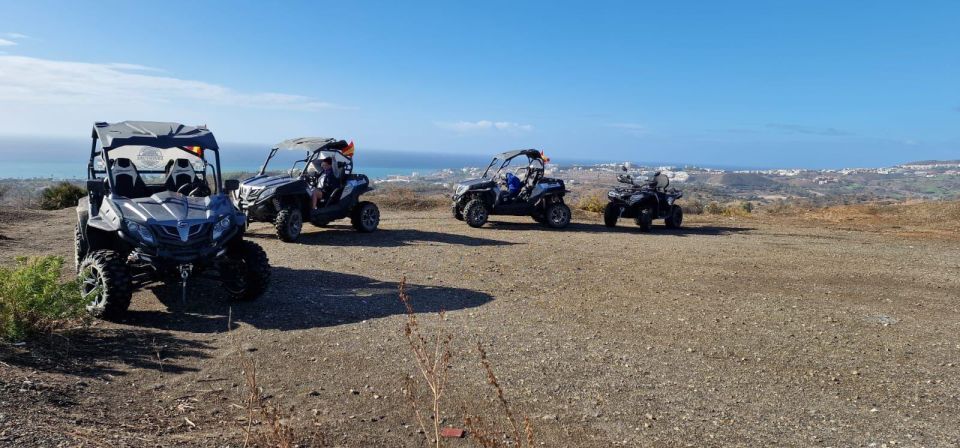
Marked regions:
[901,160,960,166]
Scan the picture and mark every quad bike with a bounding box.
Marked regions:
[603,166,683,232]
[451,149,571,229]
[234,138,379,242]
[75,121,271,319]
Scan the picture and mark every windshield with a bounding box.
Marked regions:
[261,149,311,176]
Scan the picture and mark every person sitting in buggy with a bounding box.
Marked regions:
[504,171,522,199]
[309,157,341,209]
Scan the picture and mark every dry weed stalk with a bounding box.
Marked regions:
[399,277,452,448]
[232,308,312,448]
[464,342,535,448]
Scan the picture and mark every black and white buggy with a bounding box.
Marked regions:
[603,167,683,232]
[234,137,379,242]
[451,149,571,229]
[75,121,271,319]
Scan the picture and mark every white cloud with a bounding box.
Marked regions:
[0,39,16,47]
[0,55,339,111]
[4,33,30,40]
[436,120,533,132]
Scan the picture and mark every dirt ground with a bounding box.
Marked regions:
[1,206,958,447]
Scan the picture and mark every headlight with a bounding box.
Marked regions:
[212,215,233,240]
[124,219,156,245]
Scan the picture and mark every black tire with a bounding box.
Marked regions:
[351,201,380,232]
[453,206,464,221]
[463,199,489,228]
[603,203,620,228]
[222,240,271,301]
[665,205,683,229]
[78,250,132,319]
[274,207,303,242]
[636,208,654,232]
[544,202,571,229]
[74,223,88,273]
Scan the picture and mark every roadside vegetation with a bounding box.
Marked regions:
[39,181,86,210]
[370,186,450,211]
[0,256,87,341]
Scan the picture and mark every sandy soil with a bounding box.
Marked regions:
[1,207,958,447]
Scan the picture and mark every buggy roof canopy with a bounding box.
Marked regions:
[496,149,542,160]
[274,137,350,153]
[92,121,219,151]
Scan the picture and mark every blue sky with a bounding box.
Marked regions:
[0,0,958,168]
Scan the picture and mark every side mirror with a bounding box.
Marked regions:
[87,178,105,215]
[224,179,240,192]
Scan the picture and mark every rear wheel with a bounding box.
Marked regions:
[603,202,620,228]
[222,240,271,301]
[463,199,489,228]
[274,207,303,242]
[78,250,132,319]
[665,205,683,229]
[635,208,654,232]
[544,202,571,229]
[351,201,380,232]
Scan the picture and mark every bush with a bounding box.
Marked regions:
[704,201,725,215]
[39,182,86,210]
[704,201,753,216]
[682,199,705,215]
[0,256,86,341]
[576,189,609,214]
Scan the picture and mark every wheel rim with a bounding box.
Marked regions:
[471,207,487,223]
[550,206,569,225]
[80,266,105,311]
[362,206,379,229]
[290,212,302,235]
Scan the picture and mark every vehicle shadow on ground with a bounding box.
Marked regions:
[486,220,754,236]
[116,268,493,334]
[247,224,516,247]
[0,328,212,378]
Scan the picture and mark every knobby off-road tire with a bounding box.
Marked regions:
[78,250,132,319]
[603,203,620,228]
[544,202,571,229]
[351,201,380,233]
[463,199,489,228]
[74,223,88,273]
[274,207,303,242]
[636,208,654,232]
[665,205,683,229]
[453,206,464,221]
[223,240,271,301]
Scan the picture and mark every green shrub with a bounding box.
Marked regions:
[682,199,705,215]
[704,201,725,215]
[39,182,86,210]
[0,256,86,341]
[576,189,609,213]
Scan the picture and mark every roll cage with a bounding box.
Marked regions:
[481,149,546,188]
[87,121,225,195]
[258,138,354,179]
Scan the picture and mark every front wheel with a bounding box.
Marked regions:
[351,201,380,232]
[78,250,132,319]
[222,240,271,301]
[544,202,571,229]
[463,199,489,228]
[665,205,683,229]
[636,208,654,232]
[603,202,620,228]
[453,205,464,221]
[274,207,303,242]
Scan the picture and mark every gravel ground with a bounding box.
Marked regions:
[1,207,958,447]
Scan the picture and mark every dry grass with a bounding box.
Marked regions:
[463,342,535,448]
[759,199,960,239]
[371,187,450,211]
[399,277,452,447]
[574,189,608,214]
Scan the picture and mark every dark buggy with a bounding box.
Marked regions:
[234,138,379,242]
[75,121,271,318]
[451,149,571,229]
